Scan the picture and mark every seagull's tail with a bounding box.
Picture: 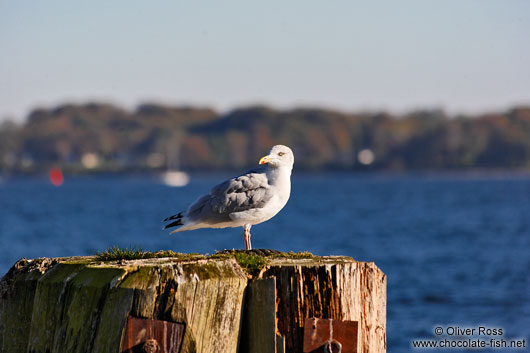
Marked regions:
[162,212,184,231]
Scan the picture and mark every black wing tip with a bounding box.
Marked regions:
[162,212,184,230]
[163,212,183,222]
[163,219,183,230]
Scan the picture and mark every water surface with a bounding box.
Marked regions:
[1,173,529,351]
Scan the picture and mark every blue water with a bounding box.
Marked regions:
[1,173,529,352]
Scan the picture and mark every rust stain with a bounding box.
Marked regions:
[303,318,358,353]
[121,316,185,353]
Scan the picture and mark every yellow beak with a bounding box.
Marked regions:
[259,155,271,165]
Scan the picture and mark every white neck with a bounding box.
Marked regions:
[266,165,292,187]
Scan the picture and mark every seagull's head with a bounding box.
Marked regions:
[259,145,294,169]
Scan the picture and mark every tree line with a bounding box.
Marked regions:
[1,102,529,173]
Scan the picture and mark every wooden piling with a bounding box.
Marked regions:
[0,251,386,353]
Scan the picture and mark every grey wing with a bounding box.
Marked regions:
[186,168,273,223]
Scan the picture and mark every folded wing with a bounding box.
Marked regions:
[187,168,273,224]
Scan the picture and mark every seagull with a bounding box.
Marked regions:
[163,145,294,250]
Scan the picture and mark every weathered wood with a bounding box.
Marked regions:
[28,263,89,352]
[0,253,385,353]
[260,258,386,353]
[166,261,248,353]
[1,257,248,353]
[47,266,127,353]
[92,274,135,353]
[303,318,358,353]
[121,316,185,353]
[276,334,286,353]
[0,259,55,353]
[240,277,277,353]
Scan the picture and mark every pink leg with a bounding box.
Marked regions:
[243,224,252,250]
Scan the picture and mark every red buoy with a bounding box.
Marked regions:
[49,167,64,186]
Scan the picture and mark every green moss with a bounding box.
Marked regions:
[182,262,225,279]
[162,252,206,261]
[119,266,157,289]
[208,253,231,261]
[60,267,126,352]
[63,258,93,265]
[94,247,318,274]
[209,251,268,275]
[271,251,315,259]
[94,246,205,262]
[208,250,327,275]
[95,245,150,261]
[209,249,314,275]
[232,252,268,275]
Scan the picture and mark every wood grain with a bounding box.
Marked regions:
[0,255,385,353]
[261,258,386,353]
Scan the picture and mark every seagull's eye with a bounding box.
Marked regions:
[278,152,285,157]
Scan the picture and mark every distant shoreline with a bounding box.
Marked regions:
[2,102,530,173]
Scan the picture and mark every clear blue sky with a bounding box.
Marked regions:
[1,0,529,121]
